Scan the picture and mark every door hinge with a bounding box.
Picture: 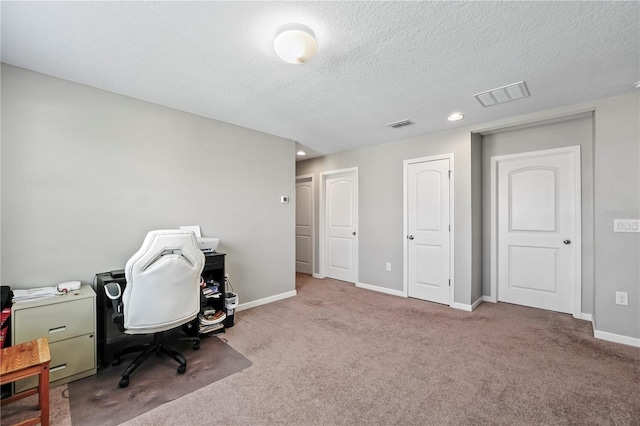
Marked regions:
[449,225,451,232]
[448,170,451,178]
[448,279,451,286]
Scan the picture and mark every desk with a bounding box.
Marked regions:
[94,252,226,368]
[0,337,51,426]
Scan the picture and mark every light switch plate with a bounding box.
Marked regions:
[613,219,640,233]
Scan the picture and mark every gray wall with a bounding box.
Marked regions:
[592,94,640,338]
[1,64,296,305]
[297,130,478,306]
[470,132,483,304]
[297,92,639,340]
[481,115,595,314]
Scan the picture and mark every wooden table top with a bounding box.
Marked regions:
[0,337,51,375]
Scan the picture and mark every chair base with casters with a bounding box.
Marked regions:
[112,330,200,388]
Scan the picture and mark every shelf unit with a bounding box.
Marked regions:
[194,252,227,336]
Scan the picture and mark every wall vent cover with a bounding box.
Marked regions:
[474,81,530,107]
[387,119,414,129]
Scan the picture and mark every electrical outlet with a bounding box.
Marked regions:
[225,273,230,280]
[615,291,628,306]
[386,263,391,271]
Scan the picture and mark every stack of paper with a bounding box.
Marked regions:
[198,310,226,334]
[202,285,221,299]
[198,311,226,325]
[12,286,59,302]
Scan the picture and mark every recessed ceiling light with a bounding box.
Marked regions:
[296,150,306,156]
[448,113,464,121]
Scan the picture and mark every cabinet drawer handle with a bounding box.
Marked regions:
[49,326,67,334]
[50,364,67,373]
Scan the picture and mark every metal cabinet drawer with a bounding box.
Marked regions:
[14,297,94,344]
[15,333,95,393]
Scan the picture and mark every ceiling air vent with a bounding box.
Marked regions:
[387,119,414,129]
[474,81,530,107]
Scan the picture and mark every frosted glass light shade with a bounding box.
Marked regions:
[274,24,317,64]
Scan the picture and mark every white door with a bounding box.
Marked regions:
[325,172,358,282]
[406,158,451,304]
[296,179,313,274]
[496,147,580,314]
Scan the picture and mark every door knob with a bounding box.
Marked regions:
[352,231,357,236]
[408,235,414,240]
[563,239,571,245]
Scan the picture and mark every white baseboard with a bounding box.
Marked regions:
[451,297,483,312]
[356,282,405,297]
[236,290,297,312]
[471,297,483,310]
[312,273,324,279]
[581,313,639,348]
[594,329,640,347]
[451,303,471,311]
[577,313,593,322]
[482,295,497,303]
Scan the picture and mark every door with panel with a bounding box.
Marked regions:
[325,172,358,283]
[496,147,580,314]
[406,158,451,305]
[296,179,313,274]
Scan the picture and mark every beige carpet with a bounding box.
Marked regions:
[3,273,639,425]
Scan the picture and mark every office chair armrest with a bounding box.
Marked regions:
[104,282,125,332]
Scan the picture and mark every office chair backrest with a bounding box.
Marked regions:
[123,229,205,334]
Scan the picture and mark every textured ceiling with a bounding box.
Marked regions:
[2,1,638,159]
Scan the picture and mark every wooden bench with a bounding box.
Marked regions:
[1,337,51,426]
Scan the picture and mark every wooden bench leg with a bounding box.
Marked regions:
[39,364,50,426]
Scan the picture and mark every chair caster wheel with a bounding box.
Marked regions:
[193,343,200,350]
[177,364,186,374]
[119,377,129,388]
[112,358,121,366]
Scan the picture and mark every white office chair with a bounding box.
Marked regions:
[104,229,205,388]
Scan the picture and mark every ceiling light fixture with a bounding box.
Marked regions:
[448,112,464,121]
[274,24,317,64]
[296,150,306,156]
[634,81,640,89]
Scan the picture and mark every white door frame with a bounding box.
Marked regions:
[490,146,582,318]
[319,167,359,280]
[296,174,315,275]
[403,153,455,305]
